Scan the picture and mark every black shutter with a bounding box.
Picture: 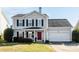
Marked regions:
[41,19,44,26]
[26,19,28,26]
[32,19,34,26]
[26,32,28,37]
[17,32,19,37]
[36,19,38,26]
[23,20,25,26]
[17,19,19,26]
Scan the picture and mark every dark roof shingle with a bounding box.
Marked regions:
[12,14,25,17]
[48,19,72,27]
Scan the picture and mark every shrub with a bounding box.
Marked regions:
[45,40,49,44]
[3,28,13,42]
[72,30,79,42]
[14,37,33,43]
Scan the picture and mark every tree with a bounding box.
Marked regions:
[72,29,79,42]
[3,28,13,42]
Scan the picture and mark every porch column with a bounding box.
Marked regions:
[34,30,35,42]
[47,30,48,40]
[44,30,45,42]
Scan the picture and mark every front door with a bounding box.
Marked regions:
[37,32,42,40]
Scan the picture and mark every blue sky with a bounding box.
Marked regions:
[2,7,79,27]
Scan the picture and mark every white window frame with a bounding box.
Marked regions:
[38,20,41,27]
[28,19,32,27]
[19,20,23,26]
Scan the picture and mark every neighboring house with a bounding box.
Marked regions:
[0,8,8,34]
[75,20,79,30]
[12,11,72,42]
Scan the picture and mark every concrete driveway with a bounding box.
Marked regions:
[50,43,79,52]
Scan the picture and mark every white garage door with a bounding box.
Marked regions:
[48,31,71,42]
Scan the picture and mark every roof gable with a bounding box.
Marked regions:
[12,11,48,18]
[12,14,25,18]
[23,11,48,18]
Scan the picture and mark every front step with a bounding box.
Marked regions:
[36,40,43,43]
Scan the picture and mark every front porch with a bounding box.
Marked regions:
[13,28,46,42]
[24,29,45,42]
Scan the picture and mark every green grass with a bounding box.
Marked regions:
[0,43,55,52]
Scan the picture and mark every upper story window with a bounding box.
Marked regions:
[28,20,32,26]
[38,20,41,27]
[19,20,23,26]
[16,19,25,27]
[17,19,19,26]
[41,19,44,26]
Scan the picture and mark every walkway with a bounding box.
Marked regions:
[50,43,79,52]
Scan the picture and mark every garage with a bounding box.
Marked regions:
[48,19,72,42]
[48,30,71,42]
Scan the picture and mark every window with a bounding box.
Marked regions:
[38,20,41,27]
[41,19,44,26]
[36,19,38,26]
[17,32,19,37]
[26,19,28,26]
[17,19,19,26]
[32,19,34,26]
[23,19,25,26]
[28,20,32,26]
[19,20,23,26]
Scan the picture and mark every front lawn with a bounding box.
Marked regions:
[0,43,55,52]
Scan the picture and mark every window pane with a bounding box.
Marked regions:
[28,20,32,26]
[39,20,41,26]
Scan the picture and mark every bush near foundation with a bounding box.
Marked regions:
[14,37,33,43]
[72,30,79,43]
[45,40,49,44]
[4,28,13,42]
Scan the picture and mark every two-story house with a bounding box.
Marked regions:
[12,11,72,42]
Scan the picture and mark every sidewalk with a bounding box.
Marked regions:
[50,43,79,52]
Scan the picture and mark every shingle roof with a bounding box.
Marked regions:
[12,11,48,18]
[12,14,25,17]
[48,19,72,27]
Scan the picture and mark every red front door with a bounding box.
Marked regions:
[37,32,42,40]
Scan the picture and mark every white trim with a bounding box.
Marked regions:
[44,30,45,42]
[34,30,35,42]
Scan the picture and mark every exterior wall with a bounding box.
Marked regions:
[13,29,24,37]
[12,12,48,29]
[12,11,72,42]
[12,12,48,42]
[48,27,72,42]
